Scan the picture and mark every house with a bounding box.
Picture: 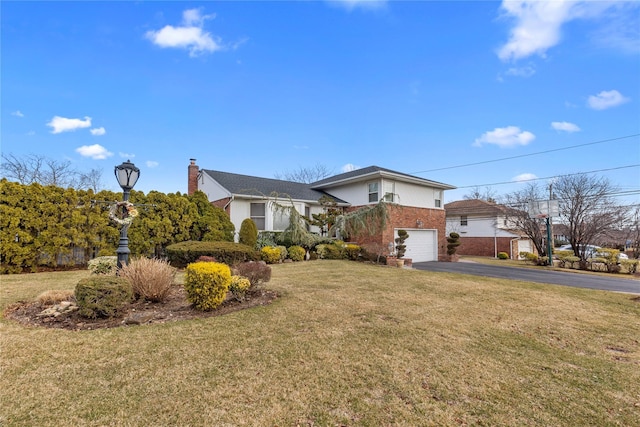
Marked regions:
[444,199,534,259]
[188,159,456,262]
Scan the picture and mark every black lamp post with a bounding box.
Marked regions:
[114,160,140,269]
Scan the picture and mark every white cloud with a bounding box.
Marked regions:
[513,173,538,182]
[146,161,159,168]
[90,127,106,136]
[328,0,387,11]
[497,1,619,61]
[473,126,535,148]
[341,163,360,173]
[505,66,536,78]
[47,116,92,134]
[76,144,113,160]
[551,121,581,133]
[119,152,135,159]
[145,8,222,57]
[12,110,24,118]
[587,90,630,110]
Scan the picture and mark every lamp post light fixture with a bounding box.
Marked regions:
[114,160,140,269]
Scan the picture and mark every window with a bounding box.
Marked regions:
[434,190,442,208]
[305,206,311,231]
[250,203,266,230]
[368,182,379,203]
[383,181,395,202]
[460,215,468,226]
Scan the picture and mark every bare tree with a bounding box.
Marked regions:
[464,186,498,203]
[78,168,105,192]
[502,182,548,257]
[1,153,44,184]
[554,174,628,263]
[1,153,103,190]
[274,164,334,183]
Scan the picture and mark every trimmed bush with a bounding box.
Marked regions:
[520,251,540,265]
[315,243,345,260]
[497,252,509,260]
[229,275,251,301]
[184,261,231,310]
[234,261,271,287]
[88,256,118,275]
[288,245,306,262]
[239,218,258,248]
[166,241,259,268]
[620,259,639,274]
[118,257,176,302]
[446,232,461,256]
[344,244,361,261]
[75,276,133,319]
[276,245,288,262]
[261,246,281,264]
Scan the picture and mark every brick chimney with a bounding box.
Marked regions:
[188,159,199,195]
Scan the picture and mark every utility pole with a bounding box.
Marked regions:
[549,182,554,252]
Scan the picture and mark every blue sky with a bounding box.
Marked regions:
[2,0,639,206]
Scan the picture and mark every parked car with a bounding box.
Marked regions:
[555,245,628,260]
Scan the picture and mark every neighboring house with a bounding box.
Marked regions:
[188,159,456,262]
[444,199,534,259]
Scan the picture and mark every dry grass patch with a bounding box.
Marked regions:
[1,261,639,426]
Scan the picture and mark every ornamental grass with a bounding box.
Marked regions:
[118,257,176,303]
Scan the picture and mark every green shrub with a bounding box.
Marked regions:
[75,276,133,319]
[315,242,345,260]
[620,259,639,274]
[239,218,258,248]
[229,275,251,301]
[288,245,306,262]
[261,246,281,264]
[519,251,539,264]
[277,245,288,262]
[395,230,409,258]
[166,241,258,268]
[88,256,118,275]
[255,232,277,250]
[118,257,176,302]
[344,244,361,261]
[184,262,231,310]
[234,261,271,287]
[497,252,509,260]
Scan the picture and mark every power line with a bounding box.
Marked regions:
[454,164,640,189]
[411,134,640,174]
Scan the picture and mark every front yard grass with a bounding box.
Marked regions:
[1,260,639,426]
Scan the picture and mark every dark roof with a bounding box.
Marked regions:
[311,165,455,190]
[444,199,510,216]
[201,169,348,204]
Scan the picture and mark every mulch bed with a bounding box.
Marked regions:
[4,285,278,331]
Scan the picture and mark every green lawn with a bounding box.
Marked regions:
[1,261,639,426]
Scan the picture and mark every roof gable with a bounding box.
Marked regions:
[444,199,509,216]
[201,169,348,204]
[310,165,456,190]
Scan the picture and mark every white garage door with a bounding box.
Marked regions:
[399,229,437,262]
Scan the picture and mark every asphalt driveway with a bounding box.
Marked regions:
[412,261,640,294]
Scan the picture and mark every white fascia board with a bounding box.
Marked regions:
[313,170,455,190]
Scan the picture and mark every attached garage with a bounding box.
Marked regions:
[399,229,437,262]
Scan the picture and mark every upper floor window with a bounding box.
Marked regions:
[383,181,395,202]
[250,203,266,230]
[368,182,379,203]
[434,190,442,208]
[460,215,468,226]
